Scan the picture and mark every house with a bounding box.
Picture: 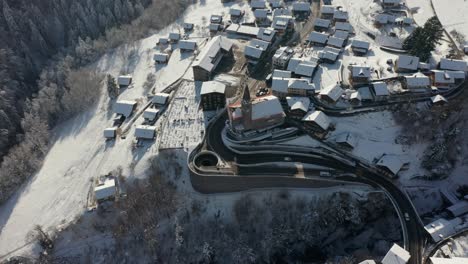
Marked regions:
[286,96,310,119]
[327,36,345,49]
[404,74,431,92]
[294,60,319,78]
[424,218,462,242]
[269,0,283,9]
[229,8,243,21]
[209,23,221,33]
[314,18,331,31]
[395,55,420,72]
[244,39,270,64]
[272,15,294,33]
[273,46,295,69]
[272,8,292,18]
[179,40,197,52]
[446,200,468,217]
[168,32,181,43]
[320,5,335,19]
[376,154,404,176]
[135,125,156,139]
[319,84,344,103]
[307,31,329,46]
[431,95,448,106]
[333,30,349,40]
[381,243,410,264]
[350,65,371,84]
[152,93,170,106]
[375,14,391,25]
[333,10,349,23]
[254,9,269,25]
[287,57,302,72]
[114,100,136,117]
[210,14,223,24]
[431,70,465,89]
[292,1,311,20]
[439,58,467,72]
[251,0,266,10]
[335,132,357,149]
[228,85,285,132]
[382,0,401,9]
[183,23,194,32]
[372,81,389,101]
[103,127,117,139]
[257,28,277,42]
[272,77,290,98]
[226,24,261,39]
[192,36,233,81]
[302,110,331,133]
[118,75,132,87]
[273,69,292,78]
[318,46,341,63]
[200,81,226,111]
[288,78,315,96]
[157,37,169,45]
[335,22,352,32]
[351,40,370,55]
[357,86,373,102]
[94,177,116,201]
[143,108,160,122]
[154,52,169,64]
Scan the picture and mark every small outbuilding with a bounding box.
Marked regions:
[351,39,370,55]
[381,243,410,264]
[154,53,169,64]
[118,75,132,87]
[114,100,137,117]
[103,127,117,139]
[152,93,170,106]
[319,83,344,103]
[94,177,117,201]
[179,40,197,52]
[395,55,420,72]
[143,108,160,122]
[135,125,156,139]
[169,32,181,43]
[376,154,404,176]
[302,110,331,133]
[183,23,194,32]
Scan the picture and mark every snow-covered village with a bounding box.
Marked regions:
[0,0,468,263]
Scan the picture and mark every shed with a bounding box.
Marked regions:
[229,8,242,17]
[152,93,170,105]
[376,154,404,175]
[179,40,197,51]
[135,125,156,139]
[336,132,358,149]
[114,100,136,117]
[143,108,160,121]
[94,177,116,201]
[158,37,169,45]
[154,53,169,63]
[381,243,410,264]
[183,23,194,31]
[351,39,370,55]
[169,32,181,42]
[210,14,223,24]
[118,75,132,87]
[103,127,117,139]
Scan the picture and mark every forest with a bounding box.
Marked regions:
[0,0,189,203]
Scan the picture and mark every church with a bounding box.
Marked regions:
[227,84,286,133]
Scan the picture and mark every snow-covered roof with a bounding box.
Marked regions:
[381,243,410,264]
[118,75,132,86]
[418,62,430,70]
[251,0,266,9]
[152,93,170,105]
[359,261,376,264]
[292,2,310,12]
[352,66,371,78]
[424,218,462,242]
[201,81,226,95]
[376,154,404,175]
[432,70,456,84]
[318,49,339,62]
[294,61,318,77]
[302,110,330,131]
[333,30,349,40]
[269,0,283,8]
[154,52,169,62]
[229,8,242,16]
[272,77,290,93]
[237,25,261,36]
[358,86,373,100]
[251,95,285,120]
[272,15,292,30]
[273,69,292,78]
[158,37,168,44]
[286,96,310,112]
[314,18,331,29]
[405,74,430,88]
[135,125,156,139]
[447,200,468,217]
[179,40,197,50]
[440,58,467,71]
[288,78,315,90]
[193,36,233,72]
[336,132,357,148]
[327,36,345,48]
[245,39,269,59]
[321,5,335,14]
[397,55,419,71]
[383,0,401,3]
[143,108,160,121]
[169,32,181,41]
[272,8,291,18]
[333,10,348,21]
[114,100,136,117]
[273,46,294,62]
[183,23,194,30]
[209,23,220,31]
[373,82,389,96]
[254,9,268,18]
[429,257,468,264]
[210,14,223,23]
[287,57,303,72]
[308,31,329,44]
[103,127,117,138]
[335,22,352,32]
[350,91,361,101]
[431,94,448,104]
[375,14,390,24]
[352,39,370,50]
[319,84,343,102]
[257,28,277,42]
[94,177,116,200]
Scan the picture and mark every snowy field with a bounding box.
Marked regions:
[432,0,468,43]
[0,0,248,259]
[406,0,435,26]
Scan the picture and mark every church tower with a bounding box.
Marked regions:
[240,84,252,130]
